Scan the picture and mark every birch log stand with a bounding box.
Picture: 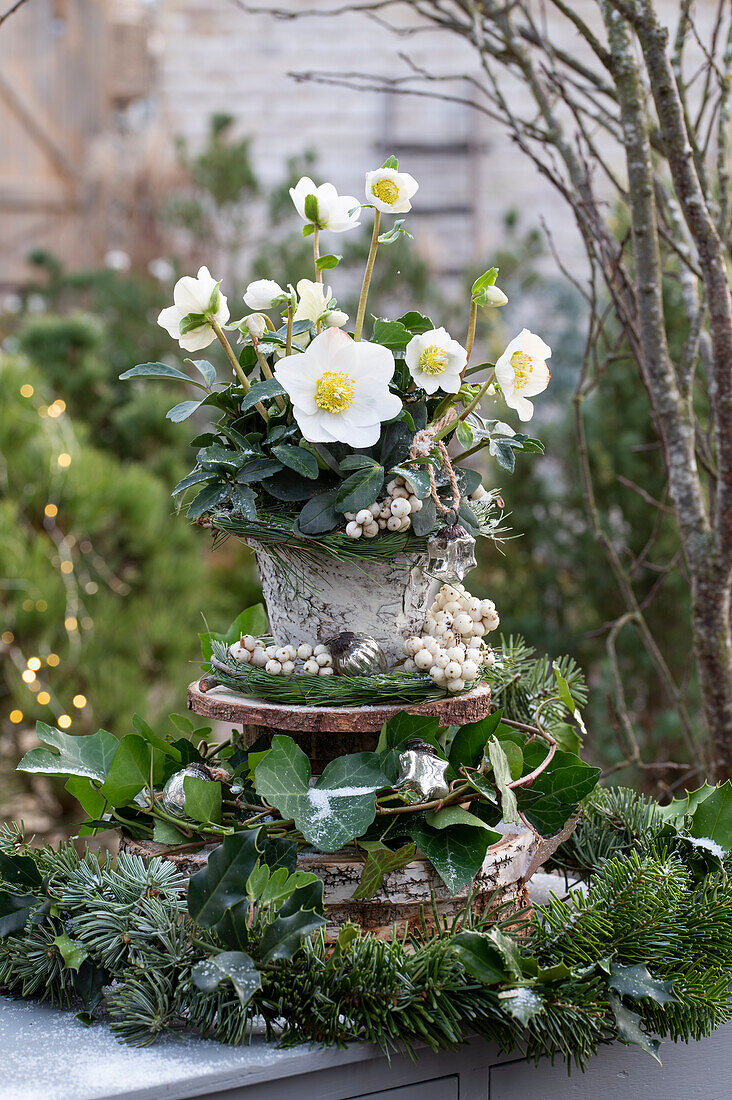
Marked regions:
[125,679,557,938]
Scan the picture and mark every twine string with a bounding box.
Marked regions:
[409,410,461,517]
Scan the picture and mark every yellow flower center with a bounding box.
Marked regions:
[510,350,534,389]
[418,345,449,376]
[372,178,400,205]
[314,370,356,414]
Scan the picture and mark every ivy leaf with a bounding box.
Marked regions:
[688,781,732,851]
[132,714,182,762]
[17,723,118,784]
[119,362,207,389]
[486,737,519,824]
[352,842,416,901]
[449,711,504,773]
[188,830,263,927]
[608,963,676,1005]
[516,749,600,835]
[53,933,88,973]
[153,819,187,845]
[259,879,326,963]
[407,818,493,893]
[255,736,389,851]
[371,318,412,350]
[609,993,662,1063]
[426,806,501,835]
[272,443,319,480]
[191,950,262,1008]
[65,777,107,821]
[184,777,222,824]
[335,464,385,513]
[378,712,442,753]
[99,735,152,805]
[295,489,340,535]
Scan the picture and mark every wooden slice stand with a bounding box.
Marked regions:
[187,677,493,773]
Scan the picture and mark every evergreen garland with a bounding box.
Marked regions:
[1,791,732,1069]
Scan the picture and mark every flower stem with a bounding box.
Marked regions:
[354,209,381,341]
[313,227,322,282]
[432,368,496,442]
[212,318,268,422]
[463,299,478,377]
[255,347,285,410]
[286,307,293,357]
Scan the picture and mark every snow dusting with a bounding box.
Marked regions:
[307,786,375,822]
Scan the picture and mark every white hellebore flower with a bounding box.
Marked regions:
[157,266,229,352]
[405,327,467,395]
[243,313,268,340]
[274,327,401,448]
[243,279,284,311]
[294,279,334,326]
[494,329,552,422]
[481,284,508,307]
[365,167,419,213]
[289,177,361,233]
[325,309,348,328]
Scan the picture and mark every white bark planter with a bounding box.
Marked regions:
[120,825,552,940]
[251,541,431,666]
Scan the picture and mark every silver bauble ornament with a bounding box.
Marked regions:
[427,513,477,582]
[161,763,213,819]
[326,631,388,677]
[396,739,450,803]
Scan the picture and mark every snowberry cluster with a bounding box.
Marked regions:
[402,583,499,694]
[343,475,424,538]
[229,636,334,677]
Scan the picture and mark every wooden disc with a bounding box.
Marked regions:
[187,679,492,733]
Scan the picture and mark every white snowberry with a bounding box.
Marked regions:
[297,643,313,660]
[414,648,434,670]
[303,659,320,675]
[314,644,329,655]
[390,498,410,518]
[462,659,479,681]
[447,678,465,693]
[265,659,282,675]
[387,516,402,532]
[408,495,423,512]
[316,652,333,667]
[281,660,296,675]
[355,509,373,526]
[251,647,268,667]
[430,665,447,686]
[445,661,463,681]
[346,521,362,538]
[362,521,379,538]
[319,666,334,676]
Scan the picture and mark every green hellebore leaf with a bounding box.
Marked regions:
[166,397,207,423]
[303,192,321,226]
[295,489,340,535]
[186,483,230,521]
[17,723,118,784]
[335,464,385,514]
[239,379,287,415]
[388,464,431,499]
[185,358,216,387]
[395,311,433,334]
[381,155,399,169]
[471,267,499,295]
[179,311,208,336]
[172,468,215,499]
[378,219,411,244]
[315,253,342,270]
[272,443,319,480]
[119,362,207,389]
[371,318,412,350]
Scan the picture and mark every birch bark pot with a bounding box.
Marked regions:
[250,541,431,666]
[119,826,550,940]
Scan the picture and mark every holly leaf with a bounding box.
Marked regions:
[451,931,509,984]
[259,879,326,963]
[191,950,262,1008]
[254,736,389,851]
[486,736,519,824]
[688,781,732,851]
[656,781,717,825]
[188,830,263,927]
[17,723,118,784]
[407,818,493,893]
[608,963,676,1005]
[53,933,88,973]
[499,987,544,1025]
[609,994,662,1063]
[0,891,40,937]
[0,851,42,891]
[352,842,416,900]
